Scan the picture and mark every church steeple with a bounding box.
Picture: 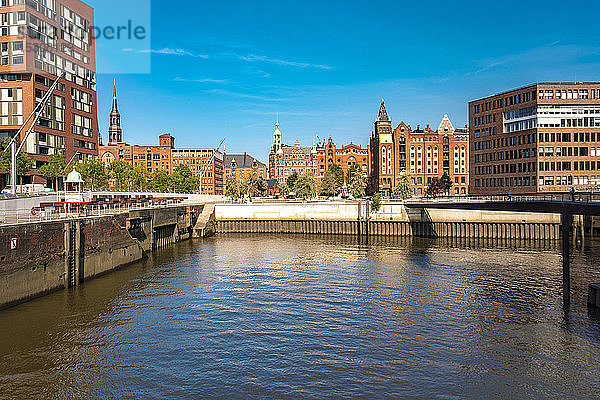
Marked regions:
[108,79,122,145]
[377,99,390,122]
[272,115,282,154]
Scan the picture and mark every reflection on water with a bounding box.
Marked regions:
[0,235,599,399]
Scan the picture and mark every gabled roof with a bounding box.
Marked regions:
[394,121,411,132]
[436,115,455,133]
[224,153,266,168]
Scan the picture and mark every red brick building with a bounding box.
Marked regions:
[316,137,369,187]
[268,121,317,184]
[0,0,98,185]
[469,82,600,195]
[99,133,174,174]
[370,101,469,196]
[224,153,267,183]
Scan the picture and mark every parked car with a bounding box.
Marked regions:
[1,184,49,195]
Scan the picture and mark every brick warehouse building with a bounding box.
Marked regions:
[370,101,469,196]
[316,137,369,187]
[172,148,224,195]
[469,82,600,195]
[224,153,267,183]
[268,120,317,185]
[99,82,223,195]
[0,0,98,186]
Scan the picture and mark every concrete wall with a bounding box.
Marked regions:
[215,202,561,224]
[0,205,205,310]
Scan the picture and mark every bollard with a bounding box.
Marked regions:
[589,284,600,308]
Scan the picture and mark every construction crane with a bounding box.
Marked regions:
[198,138,225,194]
[2,72,65,195]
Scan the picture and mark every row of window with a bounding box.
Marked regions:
[474,162,536,176]
[539,161,599,172]
[474,148,537,164]
[539,176,600,186]
[474,176,535,188]
[473,91,535,114]
[539,89,600,100]
[538,146,600,157]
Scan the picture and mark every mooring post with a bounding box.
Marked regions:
[64,222,71,288]
[562,211,572,304]
[74,220,81,286]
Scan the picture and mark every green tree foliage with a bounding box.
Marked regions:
[286,171,299,190]
[151,170,171,192]
[440,172,453,196]
[347,164,366,199]
[278,182,290,197]
[128,165,150,191]
[108,160,132,190]
[320,164,344,196]
[225,175,241,201]
[371,193,382,212]
[248,172,268,198]
[170,164,200,193]
[0,137,35,186]
[76,157,109,189]
[39,149,66,190]
[392,172,413,200]
[293,172,317,199]
[426,177,444,198]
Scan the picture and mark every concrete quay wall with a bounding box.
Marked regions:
[0,204,213,310]
[215,202,561,239]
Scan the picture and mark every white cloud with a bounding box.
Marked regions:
[174,77,227,83]
[239,54,334,70]
[124,48,208,58]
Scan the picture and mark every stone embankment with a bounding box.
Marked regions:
[0,204,216,310]
[215,201,562,240]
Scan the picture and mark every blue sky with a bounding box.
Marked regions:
[90,0,600,163]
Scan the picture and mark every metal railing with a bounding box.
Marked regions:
[0,198,187,226]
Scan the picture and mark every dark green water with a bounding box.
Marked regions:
[1,235,599,399]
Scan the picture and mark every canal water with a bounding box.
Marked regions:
[1,235,600,399]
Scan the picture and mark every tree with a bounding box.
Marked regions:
[129,165,150,191]
[426,177,444,198]
[108,160,132,190]
[0,137,35,186]
[76,157,108,189]
[371,193,382,212]
[347,164,366,199]
[278,182,290,197]
[366,175,378,196]
[225,175,241,201]
[150,170,170,192]
[320,164,344,196]
[440,172,453,196]
[39,149,66,190]
[392,172,413,200]
[248,172,268,198]
[286,171,299,190]
[293,172,317,199]
[170,164,200,193]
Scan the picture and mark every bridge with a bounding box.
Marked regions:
[404,198,600,304]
